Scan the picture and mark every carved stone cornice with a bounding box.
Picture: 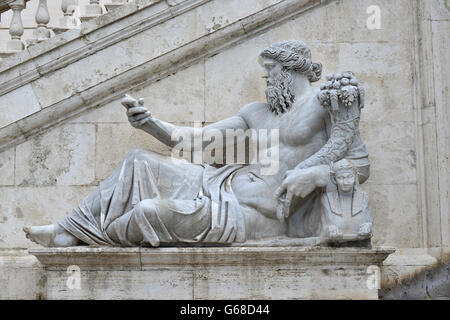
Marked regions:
[30,246,395,268]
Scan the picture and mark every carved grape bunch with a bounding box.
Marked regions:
[317,72,365,112]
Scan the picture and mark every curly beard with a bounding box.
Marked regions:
[265,69,295,115]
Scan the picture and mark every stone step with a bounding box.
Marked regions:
[381,256,450,299]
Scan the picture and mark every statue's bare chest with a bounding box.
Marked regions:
[246,102,325,148]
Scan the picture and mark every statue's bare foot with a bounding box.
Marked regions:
[23,224,80,247]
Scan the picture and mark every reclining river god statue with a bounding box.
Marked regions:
[23,40,372,247]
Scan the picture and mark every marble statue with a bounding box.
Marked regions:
[23,40,372,247]
[320,159,373,241]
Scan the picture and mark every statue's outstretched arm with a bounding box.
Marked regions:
[121,94,248,149]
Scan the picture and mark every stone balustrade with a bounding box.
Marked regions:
[0,0,131,60]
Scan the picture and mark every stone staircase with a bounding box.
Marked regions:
[0,0,333,153]
[0,0,133,60]
[381,254,450,300]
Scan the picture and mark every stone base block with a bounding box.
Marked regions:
[84,4,103,15]
[30,246,394,300]
[0,249,46,300]
[0,50,21,60]
[79,15,100,23]
[52,27,72,36]
[6,39,24,51]
[105,3,126,12]
[80,4,103,22]
[53,16,79,35]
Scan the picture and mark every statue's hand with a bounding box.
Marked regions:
[122,95,152,128]
[275,165,330,220]
[358,222,372,238]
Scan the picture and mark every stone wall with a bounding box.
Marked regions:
[0,0,448,255]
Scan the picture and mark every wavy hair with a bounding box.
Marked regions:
[260,40,322,82]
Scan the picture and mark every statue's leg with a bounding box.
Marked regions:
[24,149,204,247]
[105,197,211,247]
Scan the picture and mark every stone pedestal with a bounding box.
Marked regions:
[79,2,102,22]
[104,0,127,13]
[29,246,394,300]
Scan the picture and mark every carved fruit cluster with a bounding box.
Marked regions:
[317,72,365,110]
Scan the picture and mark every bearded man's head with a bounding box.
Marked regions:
[259,40,322,115]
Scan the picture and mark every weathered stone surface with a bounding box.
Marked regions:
[337,42,412,80]
[0,84,40,128]
[430,0,450,20]
[29,246,394,300]
[70,99,129,124]
[0,249,46,299]
[135,63,205,123]
[15,123,95,186]
[205,40,266,122]
[95,122,172,180]
[73,63,206,124]
[363,184,420,248]
[334,0,414,43]
[0,146,14,185]
[0,186,95,248]
[358,75,415,123]
[360,121,417,185]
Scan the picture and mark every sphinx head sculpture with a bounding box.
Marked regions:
[331,159,359,193]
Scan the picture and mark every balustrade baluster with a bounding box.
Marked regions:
[80,0,103,22]
[31,0,50,43]
[6,0,25,51]
[54,0,80,35]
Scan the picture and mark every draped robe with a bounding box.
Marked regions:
[59,149,246,247]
